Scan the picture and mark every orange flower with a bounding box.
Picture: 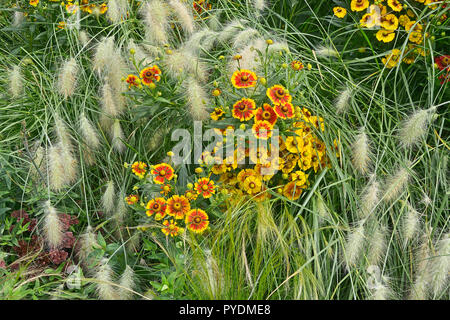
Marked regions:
[291,60,304,71]
[131,161,147,178]
[274,102,294,119]
[232,98,256,122]
[231,69,257,88]
[237,168,257,187]
[267,85,292,105]
[29,0,39,7]
[161,219,184,237]
[185,189,198,201]
[255,103,278,125]
[167,195,191,219]
[185,209,209,233]
[282,181,305,200]
[151,163,174,184]
[145,197,167,219]
[140,65,161,85]
[252,120,273,140]
[125,74,139,88]
[125,194,139,205]
[194,178,215,198]
[160,184,172,196]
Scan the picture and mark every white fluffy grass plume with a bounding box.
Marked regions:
[351,128,372,175]
[409,231,431,300]
[43,201,63,249]
[232,28,260,49]
[335,87,352,114]
[107,0,128,23]
[142,0,170,45]
[218,20,244,43]
[57,58,78,99]
[367,224,387,266]
[9,65,23,98]
[183,28,218,55]
[228,38,265,74]
[163,49,208,81]
[79,113,100,150]
[402,203,421,245]
[111,119,126,153]
[48,143,78,191]
[12,11,24,27]
[398,107,437,148]
[101,82,122,117]
[119,265,136,299]
[95,258,119,300]
[79,30,90,47]
[169,0,195,35]
[183,76,210,121]
[253,0,267,13]
[77,226,100,271]
[429,232,450,298]
[358,175,380,219]
[343,220,366,271]
[382,164,411,203]
[315,45,339,58]
[102,180,116,214]
[127,39,153,67]
[93,37,115,73]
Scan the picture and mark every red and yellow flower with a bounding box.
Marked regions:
[161,220,184,237]
[274,102,295,119]
[125,194,139,205]
[194,178,215,198]
[151,163,174,184]
[210,107,225,121]
[255,103,278,125]
[145,197,167,219]
[252,120,273,140]
[160,184,172,196]
[291,60,304,71]
[167,195,191,219]
[231,69,258,88]
[267,85,292,106]
[185,189,198,201]
[131,161,147,179]
[185,208,209,233]
[232,98,256,121]
[140,65,161,85]
[29,0,39,7]
[125,74,140,88]
[282,181,305,200]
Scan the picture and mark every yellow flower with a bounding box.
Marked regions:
[387,0,403,12]
[360,13,377,28]
[381,14,399,31]
[376,30,396,43]
[398,15,411,27]
[29,0,39,6]
[350,0,369,12]
[382,49,402,69]
[243,176,262,195]
[409,32,423,44]
[333,7,347,18]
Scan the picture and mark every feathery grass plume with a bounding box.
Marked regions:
[169,0,195,35]
[367,224,387,265]
[30,145,47,181]
[398,106,437,148]
[253,0,267,13]
[343,220,366,271]
[53,115,78,184]
[9,65,23,98]
[107,0,128,23]
[315,45,339,58]
[79,113,100,150]
[60,143,78,185]
[218,20,244,43]
[43,201,64,249]
[267,41,290,54]
[127,39,153,67]
[57,58,78,99]
[402,202,421,245]
[316,193,330,225]
[369,279,393,300]
[12,10,24,27]
[183,28,218,55]
[142,0,170,45]
[351,128,371,175]
[196,249,224,298]
[232,28,260,49]
[48,144,70,191]
[228,38,265,74]
[207,12,221,30]
[183,76,210,121]
[106,49,128,97]
[118,265,136,300]
[78,30,90,47]
[77,226,100,270]
[111,119,126,153]
[95,258,119,300]
[147,125,172,151]
[163,49,208,81]
[100,82,121,117]
[335,86,352,114]
[358,175,379,219]
[382,164,411,203]
[409,231,431,300]
[102,181,116,215]
[54,114,73,150]
[367,265,394,300]
[114,192,127,226]
[429,232,450,298]
[93,36,115,73]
